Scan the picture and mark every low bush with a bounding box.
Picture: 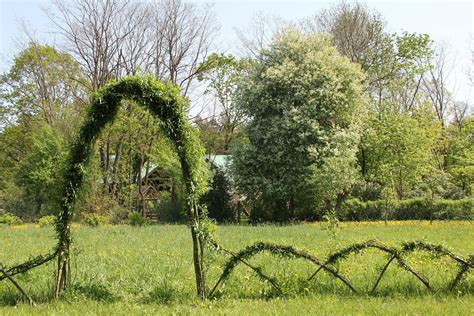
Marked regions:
[107,207,129,225]
[430,199,473,219]
[38,215,57,227]
[157,200,183,222]
[127,211,148,226]
[340,198,473,221]
[82,213,109,227]
[0,212,23,226]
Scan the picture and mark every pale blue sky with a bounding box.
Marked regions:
[1,0,473,100]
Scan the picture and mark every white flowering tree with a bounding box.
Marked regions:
[230,29,366,221]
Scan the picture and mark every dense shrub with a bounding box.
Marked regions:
[395,198,432,220]
[107,207,129,225]
[80,194,123,218]
[82,213,109,227]
[201,166,235,223]
[38,215,57,227]
[127,212,148,226]
[0,212,23,226]
[339,199,385,221]
[248,199,275,223]
[340,198,473,221]
[430,199,473,219]
[156,191,184,223]
[351,180,384,201]
[157,200,183,223]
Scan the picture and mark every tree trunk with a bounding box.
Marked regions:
[171,185,178,204]
[181,157,206,299]
[99,141,108,190]
[105,136,111,192]
[237,204,241,224]
[274,199,289,222]
[110,134,125,197]
[289,196,295,221]
[335,191,348,212]
[360,144,367,176]
[99,135,111,193]
[138,145,146,216]
[397,169,404,200]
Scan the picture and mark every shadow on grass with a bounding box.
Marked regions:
[142,280,190,305]
[1,275,471,306]
[0,291,28,306]
[0,282,117,306]
[210,274,473,301]
[66,283,118,302]
[0,287,54,306]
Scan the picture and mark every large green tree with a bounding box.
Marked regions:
[0,43,84,215]
[198,54,251,152]
[446,117,474,196]
[230,29,365,221]
[306,1,432,112]
[16,124,67,215]
[364,111,435,199]
[0,42,85,134]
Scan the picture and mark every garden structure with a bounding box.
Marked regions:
[0,77,472,305]
[0,76,209,299]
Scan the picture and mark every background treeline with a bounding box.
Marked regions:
[0,1,472,224]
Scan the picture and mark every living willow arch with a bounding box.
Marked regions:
[54,76,209,298]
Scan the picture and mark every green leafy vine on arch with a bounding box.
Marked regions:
[56,76,210,298]
[0,76,210,300]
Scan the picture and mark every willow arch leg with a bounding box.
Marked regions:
[54,223,72,298]
[191,225,206,299]
[0,267,36,306]
[370,255,396,294]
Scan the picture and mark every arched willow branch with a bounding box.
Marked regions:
[400,241,474,290]
[209,242,356,297]
[207,240,283,296]
[308,240,431,291]
[0,249,58,282]
[370,255,396,294]
[308,240,473,293]
[54,75,209,298]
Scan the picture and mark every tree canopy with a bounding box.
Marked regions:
[230,29,366,221]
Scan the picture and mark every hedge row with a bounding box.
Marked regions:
[339,198,473,221]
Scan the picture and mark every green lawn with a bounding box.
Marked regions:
[1,221,473,315]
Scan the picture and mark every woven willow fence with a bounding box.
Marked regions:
[2,238,472,305]
[207,239,473,297]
